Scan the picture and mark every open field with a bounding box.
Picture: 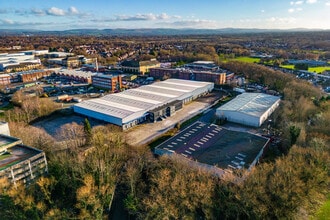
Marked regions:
[219,55,261,63]
[233,56,261,63]
[32,111,105,139]
[309,66,330,73]
[280,65,330,73]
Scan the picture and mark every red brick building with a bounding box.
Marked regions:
[149,68,229,85]
[92,74,122,92]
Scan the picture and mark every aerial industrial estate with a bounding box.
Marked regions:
[0,29,329,219]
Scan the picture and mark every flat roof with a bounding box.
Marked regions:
[217,93,280,117]
[75,99,137,119]
[155,121,269,170]
[0,145,41,171]
[74,79,213,122]
[0,135,22,153]
[55,69,97,78]
[102,94,155,110]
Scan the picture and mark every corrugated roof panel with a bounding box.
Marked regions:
[91,98,144,112]
[133,88,178,98]
[217,93,280,117]
[114,93,162,105]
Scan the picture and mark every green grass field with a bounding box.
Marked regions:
[314,198,330,220]
[280,65,330,74]
[218,55,260,63]
[308,66,330,73]
[233,56,261,63]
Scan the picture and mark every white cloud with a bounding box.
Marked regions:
[114,13,174,21]
[266,17,297,24]
[306,0,317,4]
[290,1,304,5]
[93,13,179,22]
[68,6,79,15]
[326,1,330,6]
[1,19,14,25]
[288,7,303,13]
[261,9,265,13]
[47,7,66,16]
[31,8,46,16]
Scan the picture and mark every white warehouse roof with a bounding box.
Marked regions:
[74,79,214,126]
[216,93,280,127]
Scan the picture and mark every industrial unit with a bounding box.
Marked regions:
[216,93,280,127]
[74,79,214,130]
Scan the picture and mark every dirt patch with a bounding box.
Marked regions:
[32,112,104,139]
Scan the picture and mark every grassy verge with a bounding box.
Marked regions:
[148,134,173,150]
[280,64,295,70]
[314,197,330,220]
[180,113,202,129]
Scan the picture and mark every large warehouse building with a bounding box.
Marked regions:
[216,93,280,127]
[74,79,214,130]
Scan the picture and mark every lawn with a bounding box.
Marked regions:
[233,56,261,63]
[308,66,330,74]
[218,55,260,63]
[314,197,330,220]
[280,65,330,73]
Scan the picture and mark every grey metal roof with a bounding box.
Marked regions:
[74,79,214,122]
[217,93,280,117]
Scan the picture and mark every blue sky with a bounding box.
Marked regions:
[0,0,329,30]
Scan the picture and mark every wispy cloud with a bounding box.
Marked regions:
[92,13,180,22]
[0,19,15,25]
[306,0,317,4]
[288,7,303,13]
[158,19,218,29]
[114,13,179,21]
[5,6,90,18]
[326,1,330,6]
[267,17,297,24]
[290,1,304,5]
